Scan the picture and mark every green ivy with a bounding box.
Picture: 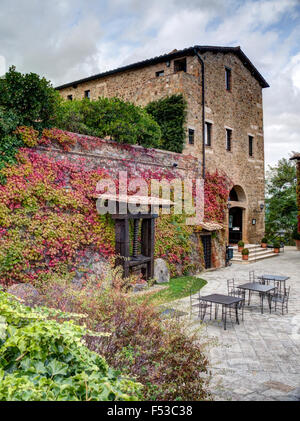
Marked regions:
[145,94,187,153]
[0,290,142,401]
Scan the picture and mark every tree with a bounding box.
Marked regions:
[265,158,297,244]
[0,66,60,131]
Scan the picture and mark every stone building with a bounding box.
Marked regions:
[56,45,269,246]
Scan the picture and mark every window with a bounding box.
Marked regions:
[188,129,195,145]
[156,70,164,77]
[205,122,212,146]
[225,67,231,91]
[84,90,90,99]
[174,58,187,73]
[226,129,232,151]
[249,135,254,157]
[67,95,73,101]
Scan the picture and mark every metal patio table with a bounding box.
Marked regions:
[237,282,276,314]
[258,274,289,293]
[199,294,244,330]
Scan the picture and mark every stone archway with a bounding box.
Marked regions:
[228,185,248,244]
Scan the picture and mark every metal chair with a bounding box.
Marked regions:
[228,289,246,321]
[227,279,241,296]
[190,289,212,321]
[270,286,290,315]
[249,271,257,282]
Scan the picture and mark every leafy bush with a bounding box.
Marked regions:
[41,281,211,401]
[55,97,161,148]
[145,94,187,153]
[261,237,268,243]
[241,248,249,256]
[0,107,23,180]
[273,241,280,249]
[0,66,60,131]
[292,225,300,240]
[0,289,142,401]
[237,241,244,247]
[0,67,60,180]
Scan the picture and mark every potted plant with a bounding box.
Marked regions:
[273,241,280,253]
[242,248,249,261]
[292,226,300,251]
[261,237,268,248]
[238,241,245,252]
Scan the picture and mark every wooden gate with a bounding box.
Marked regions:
[201,234,212,269]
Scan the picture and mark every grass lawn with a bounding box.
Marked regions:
[138,276,207,306]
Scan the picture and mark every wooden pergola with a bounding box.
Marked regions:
[96,194,173,280]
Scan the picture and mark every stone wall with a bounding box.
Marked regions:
[34,133,202,180]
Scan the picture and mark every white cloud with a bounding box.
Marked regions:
[0,0,299,166]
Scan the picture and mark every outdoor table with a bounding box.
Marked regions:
[258,274,289,293]
[199,294,244,330]
[237,282,276,314]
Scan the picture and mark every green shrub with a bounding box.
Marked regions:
[41,280,211,401]
[0,290,142,401]
[237,241,244,247]
[292,225,300,240]
[261,237,268,243]
[55,97,161,148]
[273,241,280,249]
[0,66,60,131]
[241,248,249,255]
[0,107,23,178]
[145,94,187,153]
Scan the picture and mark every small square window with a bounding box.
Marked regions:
[174,58,187,73]
[205,122,212,146]
[226,129,232,151]
[188,129,195,145]
[225,67,231,91]
[249,135,254,157]
[156,70,164,77]
[84,90,90,99]
[67,95,73,101]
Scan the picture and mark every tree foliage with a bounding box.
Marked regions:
[0,66,60,131]
[55,97,161,148]
[0,67,60,179]
[265,158,297,244]
[145,94,187,153]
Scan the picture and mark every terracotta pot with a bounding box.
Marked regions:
[242,254,248,261]
[274,248,279,254]
[238,246,244,252]
[261,243,267,249]
[296,239,300,251]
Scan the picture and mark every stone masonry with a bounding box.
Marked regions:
[57,46,269,244]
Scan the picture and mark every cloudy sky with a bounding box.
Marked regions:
[0,0,299,167]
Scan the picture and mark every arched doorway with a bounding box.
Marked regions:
[229,207,243,244]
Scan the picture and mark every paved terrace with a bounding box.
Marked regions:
[177,248,300,401]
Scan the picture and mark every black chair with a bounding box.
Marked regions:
[190,289,212,321]
[227,279,241,296]
[270,286,290,315]
[228,289,246,321]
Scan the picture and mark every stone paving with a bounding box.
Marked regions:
[176,248,300,401]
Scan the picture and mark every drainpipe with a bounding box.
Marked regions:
[193,47,206,179]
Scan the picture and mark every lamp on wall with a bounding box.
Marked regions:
[260,203,264,211]
[227,202,231,210]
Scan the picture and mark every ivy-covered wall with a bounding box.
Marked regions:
[0,128,229,287]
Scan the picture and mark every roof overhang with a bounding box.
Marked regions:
[55,45,269,91]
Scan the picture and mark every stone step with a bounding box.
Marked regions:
[231,252,279,264]
[233,248,275,258]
